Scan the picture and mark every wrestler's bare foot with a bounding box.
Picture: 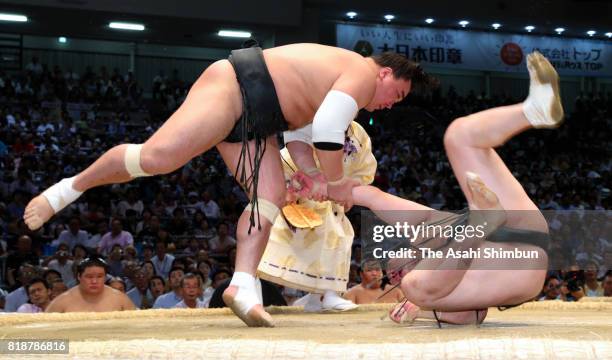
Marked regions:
[524,51,564,128]
[389,299,420,324]
[223,285,274,327]
[465,171,506,229]
[23,195,54,230]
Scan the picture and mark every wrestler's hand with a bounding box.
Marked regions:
[327,176,359,211]
[288,171,328,202]
[306,171,328,201]
[288,171,312,197]
[285,188,298,204]
[386,259,410,285]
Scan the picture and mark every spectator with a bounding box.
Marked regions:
[42,269,62,285]
[0,289,6,312]
[106,244,125,277]
[151,240,175,279]
[182,238,201,258]
[106,277,127,293]
[208,222,236,255]
[194,218,215,245]
[25,56,43,75]
[343,260,403,304]
[123,245,138,262]
[126,267,154,309]
[98,219,133,255]
[86,221,108,251]
[153,267,185,309]
[539,276,562,300]
[141,244,154,263]
[4,264,38,312]
[167,207,189,236]
[17,278,52,313]
[603,272,612,297]
[9,169,37,195]
[141,260,156,279]
[174,273,206,309]
[584,261,604,296]
[199,191,220,222]
[138,214,163,244]
[45,243,75,285]
[72,244,89,264]
[196,260,213,289]
[5,236,39,288]
[49,279,68,299]
[116,188,144,217]
[149,275,166,301]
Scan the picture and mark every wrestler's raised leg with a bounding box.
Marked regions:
[397,180,545,312]
[443,51,562,228]
[217,135,286,327]
[24,60,242,230]
[398,53,561,311]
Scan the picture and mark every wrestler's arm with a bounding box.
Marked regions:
[285,141,317,173]
[343,286,358,303]
[283,127,328,200]
[119,292,137,311]
[309,66,373,208]
[352,185,445,226]
[313,64,373,181]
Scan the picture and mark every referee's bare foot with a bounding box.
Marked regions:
[24,195,54,230]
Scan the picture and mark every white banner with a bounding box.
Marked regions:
[337,24,612,77]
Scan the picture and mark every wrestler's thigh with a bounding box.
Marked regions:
[217,135,286,203]
[420,242,547,310]
[446,147,548,230]
[144,60,242,163]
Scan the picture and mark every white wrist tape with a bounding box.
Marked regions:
[312,90,358,149]
[283,124,313,145]
[42,176,83,213]
[124,144,151,178]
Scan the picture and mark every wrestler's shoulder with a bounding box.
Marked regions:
[102,285,128,299]
[45,288,74,311]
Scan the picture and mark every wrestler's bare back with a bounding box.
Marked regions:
[46,285,135,312]
[199,43,377,131]
[262,44,377,128]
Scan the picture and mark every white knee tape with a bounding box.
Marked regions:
[245,199,280,224]
[124,144,151,178]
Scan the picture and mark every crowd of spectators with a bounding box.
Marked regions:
[0,58,609,313]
